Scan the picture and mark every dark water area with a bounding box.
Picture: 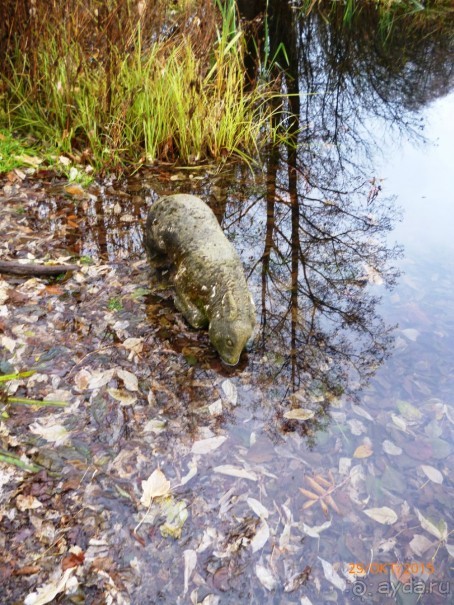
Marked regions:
[1,4,453,605]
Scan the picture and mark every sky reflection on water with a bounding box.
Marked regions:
[379,92,454,255]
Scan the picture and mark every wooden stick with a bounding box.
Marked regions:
[0,260,79,276]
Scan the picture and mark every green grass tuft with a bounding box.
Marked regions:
[0,130,40,173]
[1,0,285,173]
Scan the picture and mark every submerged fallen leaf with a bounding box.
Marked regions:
[284,567,311,593]
[191,435,227,455]
[117,368,139,392]
[382,440,402,456]
[300,474,344,516]
[376,537,396,554]
[0,282,11,304]
[212,567,230,591]
[87,369,115,390]
[160,498,188,539]
[180,459,198,485]
[247,497,269,519]
[143,419,167,434]
[301,520,331,538]
[221,379,238,405]
[409,534,434,557]
[420,464,443,484]
[400,328,420,342]
[213,465,257,481]
[1,335,16,352]
[140,469,171,506]
[255,563,277,591]
[391,413,407,431]
[250,520,270,553]
[122,337,144,359]
[397,399,423,422]
[363,507,397,525]
[208,399,223,416]
[73,368,91,391]
[348,419,367,436]
[353,443,373,458]
[318,557,346,591]
[283,408,315,420]
[24,568,75,605]
[29,422,70,446]
[16,494,43,511]
[351,404,374,421]
[183,549,197,595]
[107,388,137,406]
[414,508,448,541]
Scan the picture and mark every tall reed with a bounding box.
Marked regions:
[1,0,282,171]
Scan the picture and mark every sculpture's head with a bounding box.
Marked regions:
[209,317,254,366]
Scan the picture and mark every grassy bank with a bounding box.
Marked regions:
[0,0,282,174]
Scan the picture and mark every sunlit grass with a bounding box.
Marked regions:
[1,0,284,172]
[0,129,39,173]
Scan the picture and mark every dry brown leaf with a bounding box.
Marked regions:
[305,476,327,495]
[64,184,85,197]
[320,498,329,517]
[299,488,319,500]
[302,499,318,510]
[42,285,64,296]
[300,474,348,516]
[325,495,341,515]
[314,474,332,488]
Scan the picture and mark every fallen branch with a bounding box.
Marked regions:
[0,260,79,276]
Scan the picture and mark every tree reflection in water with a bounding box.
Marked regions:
[221,0,452,432]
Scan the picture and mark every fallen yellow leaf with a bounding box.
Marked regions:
[140,468,171,507]
[353,444,373,458]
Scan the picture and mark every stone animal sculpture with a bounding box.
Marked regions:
[144,194,256,365]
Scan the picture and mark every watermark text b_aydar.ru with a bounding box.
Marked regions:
[348,578,450,599]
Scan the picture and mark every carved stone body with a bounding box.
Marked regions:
[144,194,255,365]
